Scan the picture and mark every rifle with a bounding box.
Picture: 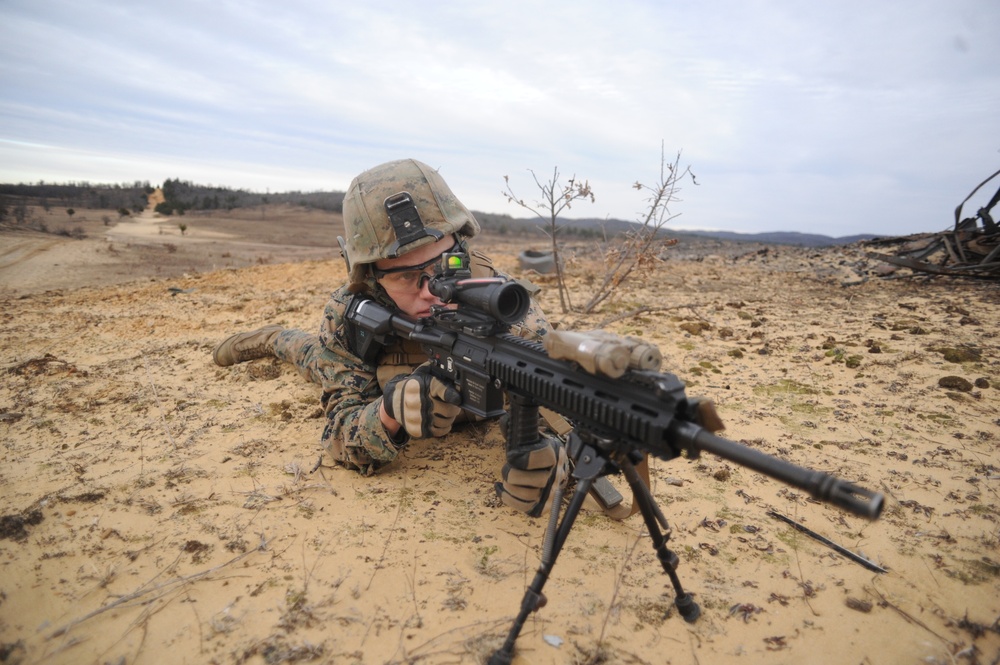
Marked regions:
[345,250,884,665]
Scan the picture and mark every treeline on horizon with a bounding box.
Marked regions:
[0,179,347,217]
[0,178,609,239]
[155,179,345,215]
[0,180,155,216]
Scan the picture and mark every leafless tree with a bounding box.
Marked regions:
[582,147,694,314]
[503,168,594,313]
[502,145,694,316]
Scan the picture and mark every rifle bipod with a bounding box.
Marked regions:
[489,431,700,665]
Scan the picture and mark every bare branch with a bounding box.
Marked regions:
[504,167,595,313]
[502,145,691,316]
[582,145,692,314]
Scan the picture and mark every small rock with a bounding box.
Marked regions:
[845,597,873,613]
[680,321,712,335]
[934,346,982,363]
[247,361,281,381]
[939,376,973,392]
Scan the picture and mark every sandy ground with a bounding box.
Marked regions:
[1,206,999,665]
[0,204,337,296]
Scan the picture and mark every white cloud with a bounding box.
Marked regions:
[1,0,998,236]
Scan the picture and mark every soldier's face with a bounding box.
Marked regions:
[374,235,456,318]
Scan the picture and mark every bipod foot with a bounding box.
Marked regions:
[620,455,702,625]
[675,592,700,623]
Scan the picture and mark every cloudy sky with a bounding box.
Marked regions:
[1,1,998,237]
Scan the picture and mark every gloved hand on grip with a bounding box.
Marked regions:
[382,363,463,439]
[495,437,569,517]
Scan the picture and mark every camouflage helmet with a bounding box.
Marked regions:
[338,158,480,285]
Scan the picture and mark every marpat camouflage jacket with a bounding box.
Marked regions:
[314,250,550,475]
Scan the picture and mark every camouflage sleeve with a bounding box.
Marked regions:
[510,295,551,342]
[311,260,550,475]
[314,287,402,476]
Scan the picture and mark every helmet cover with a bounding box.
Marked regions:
[339,158,480,285]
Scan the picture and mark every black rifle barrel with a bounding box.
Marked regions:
[669,420,884,520]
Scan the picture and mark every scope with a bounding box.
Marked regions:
[429,276,530,325]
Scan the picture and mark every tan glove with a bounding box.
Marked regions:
[382,363,462,439]
[496,437,569,517]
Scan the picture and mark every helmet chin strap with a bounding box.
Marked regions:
[337,236,352,274]
[384,192,443,258]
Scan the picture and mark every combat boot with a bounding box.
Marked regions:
[213,325,283,366]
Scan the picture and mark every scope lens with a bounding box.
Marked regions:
[492,281,529,323]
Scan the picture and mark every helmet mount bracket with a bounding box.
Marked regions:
[384,192,444,258]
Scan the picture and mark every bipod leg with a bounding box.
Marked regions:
[489,475,594,665]
[621,456,701,623]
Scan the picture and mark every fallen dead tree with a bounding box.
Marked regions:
[864,168,1000,280]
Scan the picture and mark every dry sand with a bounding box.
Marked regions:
[1,206,999,665]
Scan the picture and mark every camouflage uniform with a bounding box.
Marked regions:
[274,250,551,476]
[214,158,567,515]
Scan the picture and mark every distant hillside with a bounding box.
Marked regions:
[679,229,877,247]
[472,212,875,247]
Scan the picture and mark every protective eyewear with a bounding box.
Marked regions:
[372,253,442,293]
[372,240,466,293]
